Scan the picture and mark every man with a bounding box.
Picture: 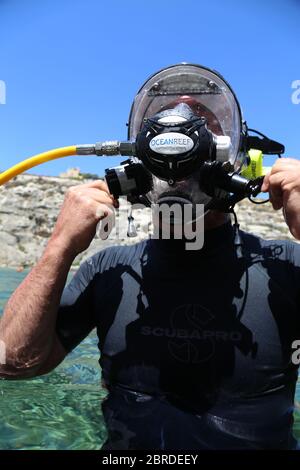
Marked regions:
[1,64,300,450]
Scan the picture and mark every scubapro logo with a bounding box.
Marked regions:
[167,304,215,364]
[149,132,194,155]
[140,304,242,364]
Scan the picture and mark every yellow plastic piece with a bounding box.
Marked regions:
[241,148,272,179]
[241,149,264,179]
[0,146,77,186]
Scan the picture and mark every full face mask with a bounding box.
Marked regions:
[127,63,244,215]
[103,63,284,217]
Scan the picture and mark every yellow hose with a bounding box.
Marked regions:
[0,146,77,186]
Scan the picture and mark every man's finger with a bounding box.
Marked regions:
[86,179,110,192]
[261,173,270,192]
[269,186,283,210]
[270,165,298,176]
[83,188,116,205]
[72,179,111,194]
[273,157,299,166]
[95,202,115,220]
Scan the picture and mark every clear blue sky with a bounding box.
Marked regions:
[0,0,299,177]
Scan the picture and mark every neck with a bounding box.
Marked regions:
[151,211,234,256]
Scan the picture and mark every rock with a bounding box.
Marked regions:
[0,231,17,246]
[0,173,297,268]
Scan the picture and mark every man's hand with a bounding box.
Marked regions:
[50,179,117,257]
[261,158,300,239]
[0,179,118,379]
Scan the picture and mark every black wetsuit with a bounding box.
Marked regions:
[56,223,300,449]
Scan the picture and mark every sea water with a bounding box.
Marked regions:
[0,268,107,450]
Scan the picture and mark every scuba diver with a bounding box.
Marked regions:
[1,63,300,450]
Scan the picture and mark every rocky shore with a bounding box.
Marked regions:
[0,173,295,268]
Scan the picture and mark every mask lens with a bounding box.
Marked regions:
[128,64,242,165]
